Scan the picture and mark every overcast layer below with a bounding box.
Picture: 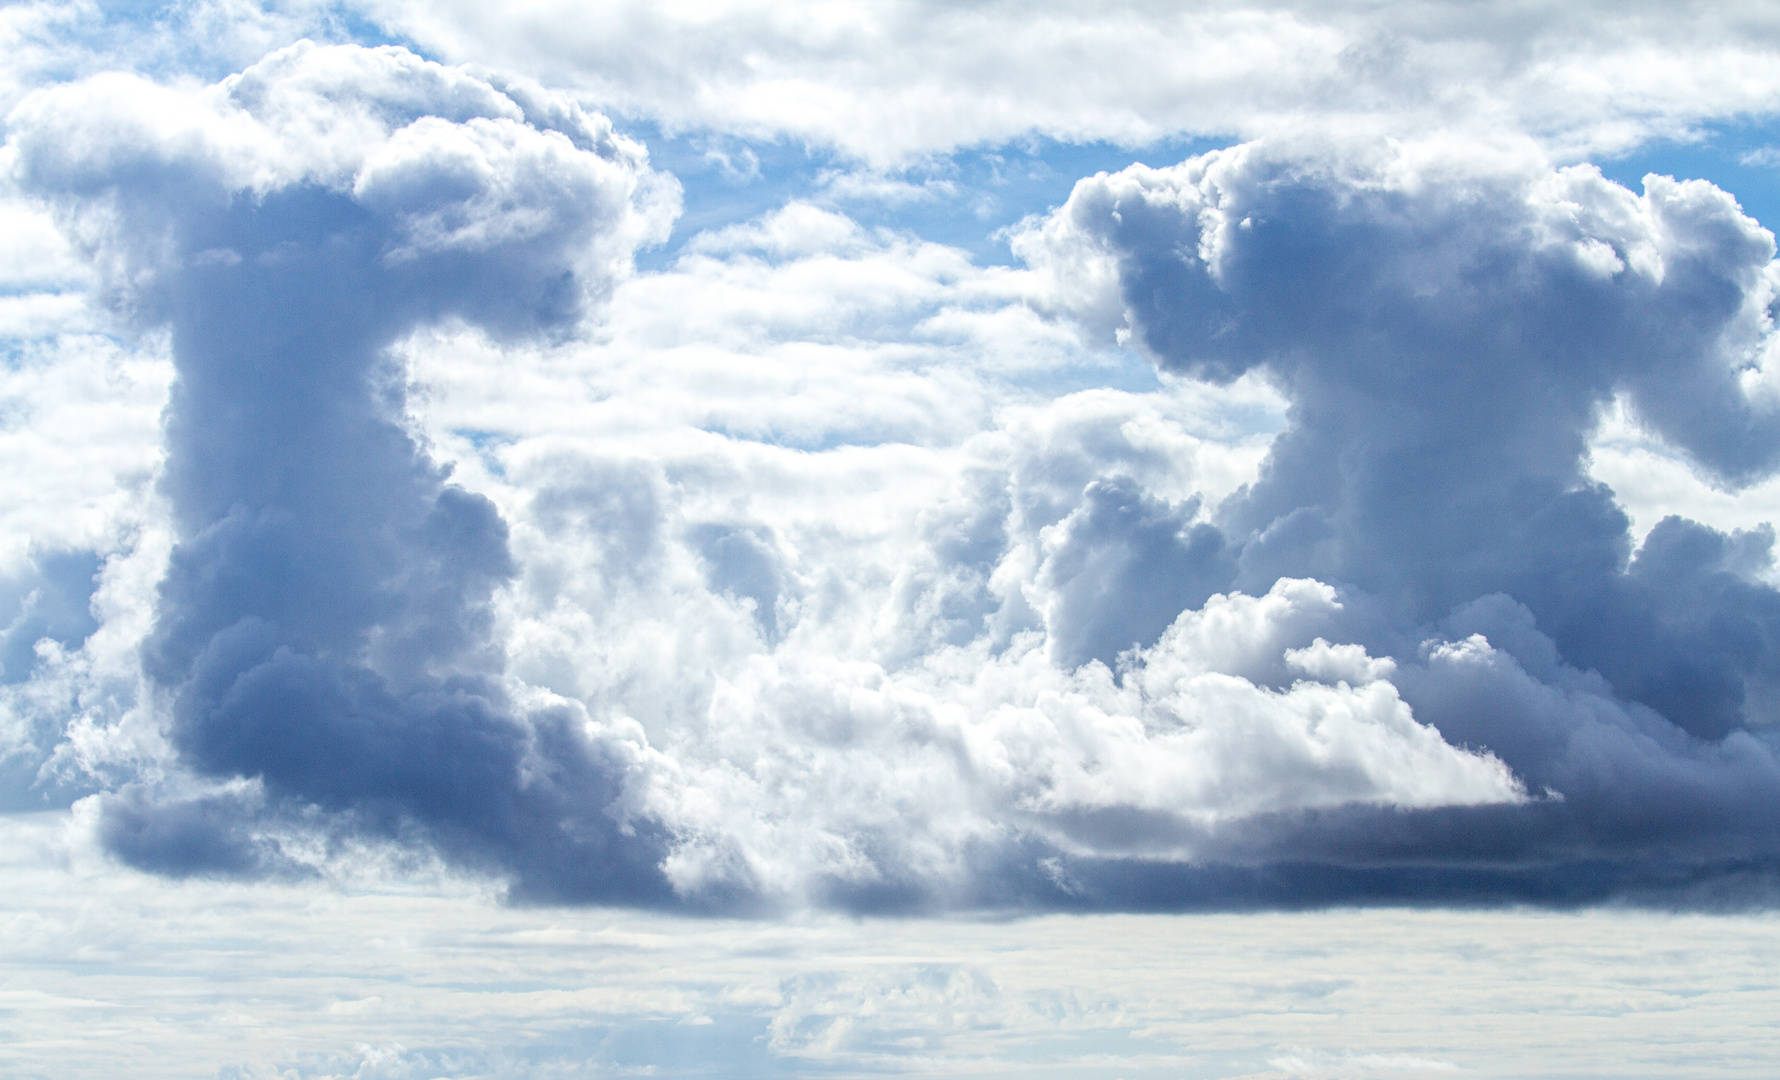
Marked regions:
[3,812,1778,1080]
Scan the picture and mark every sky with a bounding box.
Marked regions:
[5,1,1780,1076]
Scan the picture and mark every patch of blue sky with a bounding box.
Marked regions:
[829,135,1237,266]
[22,1,421,90]
[449,429,513,479]
[692,420,933,456]
[1597,117,1780,234]
[1048,346,1167,396]
[636,116,1780,271]
[633,125,1235,270]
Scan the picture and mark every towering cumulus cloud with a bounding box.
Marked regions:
[1015,143,1780,902]
[10,42,677,901]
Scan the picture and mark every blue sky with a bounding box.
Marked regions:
[1603,121,1780,235]
[6,1,1780,1076]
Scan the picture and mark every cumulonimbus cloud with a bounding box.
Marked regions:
[1003,141,1780,903]
[10,40,680,902]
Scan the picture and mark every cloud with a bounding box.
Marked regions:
[0,208,170,808]
[1001,139,1780,897]
[359,0,1780,164]
[362,135,1780,911]
[1033,476,1235,669]
[9,40,678,900]
[635,579,1522,909]
[9,799,1772,1080]
[11,28,1780,913]
[340,191,1525,911]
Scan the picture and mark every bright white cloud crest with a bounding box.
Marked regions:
[9,40,676,317]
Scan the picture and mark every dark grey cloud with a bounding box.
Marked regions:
[10,42,676,902]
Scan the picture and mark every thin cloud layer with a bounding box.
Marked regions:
[360,0,1780,164]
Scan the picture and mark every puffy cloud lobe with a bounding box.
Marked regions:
[9,41,676,900]
[689,523,787,641]
[10,41,675,331]
[643,579,1521,909]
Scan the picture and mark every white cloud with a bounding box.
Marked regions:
[387,216,1518,905]
[8,40,679,324]
[356,0,1780,165]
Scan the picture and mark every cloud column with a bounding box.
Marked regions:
[10,41,680,901]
